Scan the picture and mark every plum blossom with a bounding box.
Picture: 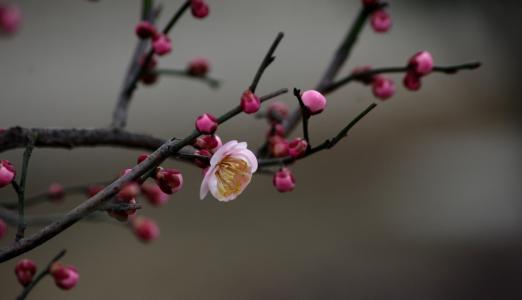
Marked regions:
[200,141,257,202]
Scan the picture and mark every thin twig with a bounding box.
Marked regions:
[256,4,381,157]
[258,103,377,168]
[317,3,386,90]
[293,88,311,150]
[323,62,482,94]
[249,32,284,93]
[12,133,36,242]
[1,182,108,210]
[16,249,67,300]
[112,0,191,129]
[0,207,114,227]
[112,1,159,129]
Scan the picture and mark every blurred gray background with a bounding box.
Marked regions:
[0,0,521,299]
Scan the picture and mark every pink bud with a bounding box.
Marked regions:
[195,113,218,134]
[301,90,327,115]
[48,183,65,201]
[269,137,289,158]
[139,54,158,71]
[137,153,149,164]
[288,138,308,158]
[371,10,392,33]
[193,134,222,152]
[0,4,22,34]
[0,218,7,239]
[135,21,157,39]
[187,57,210,77]
[351,65,374,85]
[191,0,209,19]
[372,76,395,100]
[132,217,160,242]
[118,182,140,201]
[267,101,289,123]
[408,51,434,76]
[141,182,169,206]
[194,149,211,168]
[51,263,79,290]
[240,90,261,114]
[152,35,172,56]
[155,168,183,194]
[15,259,37,287]
[403,72,422,91]
[362,0,380,7]
[273,168,295,193]
[267,124,285,138]
[0,160,15,188]
[85,185,104,198]
[140,72,159,86]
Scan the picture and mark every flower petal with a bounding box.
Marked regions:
[199,166,216,200]
[210,140,238,166]
[232,149,258,173]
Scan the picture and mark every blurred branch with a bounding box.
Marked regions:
[112,0,191,129]
[11,133,36,241]
[0,206,130,227]
[16,249,67,300]
[323,62,482,94]
[1,182,107,210]
[257,4,384,156]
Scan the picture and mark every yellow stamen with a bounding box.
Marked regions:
[215,156,251,198]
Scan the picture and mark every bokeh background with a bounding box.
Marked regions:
[1,0,521,299]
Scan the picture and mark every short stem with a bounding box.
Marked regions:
[13,133,36,241]
[16,249,67,300]
[293,88,311,150]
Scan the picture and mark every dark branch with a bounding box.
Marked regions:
[112,0,191,129]
[323,61,482,94]
[0,127,199,160]
[258,103,377,168]
[257,4,382,157]
[249,32,284,93]
[12,133,36,241]
[0,88,287,263]
[16,249,67,300]
[112,1,160,129]
[293,88,311,149]
[317,3,386,90]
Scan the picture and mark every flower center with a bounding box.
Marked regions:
[215,156,251,198]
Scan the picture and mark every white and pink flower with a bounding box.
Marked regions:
[200,140,257,202]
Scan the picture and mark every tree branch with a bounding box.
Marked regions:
[0,88,287,263]
[257,4,383,157]
[16,249,67,300]
[11,133,36,241]
[0,127,200,161]
[258,103,377,168]
[112,0,191,129]
[112,1,160,129]
[323,61,482,94]
[249,32,284,93]
[293,88,311,149]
